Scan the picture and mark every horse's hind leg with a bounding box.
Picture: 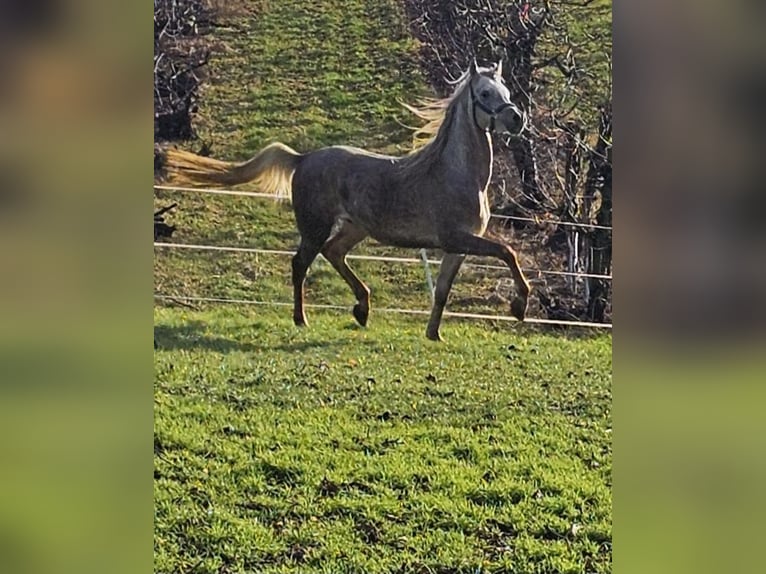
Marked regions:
[321,221,370,326]
[292,238,325,327]
[426,253,466,341]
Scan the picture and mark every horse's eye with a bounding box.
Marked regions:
[481,90,490,99]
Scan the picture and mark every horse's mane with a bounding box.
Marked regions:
[401,69,471,149]
[398,69,473,174]
[400,96,453,150]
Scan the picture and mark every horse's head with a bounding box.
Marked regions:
[468,59,526,137]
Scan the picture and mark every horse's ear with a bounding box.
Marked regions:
[470,58,480,76]
[495,60,504,80]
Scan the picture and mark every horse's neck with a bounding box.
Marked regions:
[442,102,493,188]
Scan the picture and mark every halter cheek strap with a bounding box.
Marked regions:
[470,81,514,133]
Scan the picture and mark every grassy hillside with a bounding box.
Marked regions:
[194,0,425,157]
[154,1,612,572]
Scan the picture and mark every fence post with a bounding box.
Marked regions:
[420,249,435,304]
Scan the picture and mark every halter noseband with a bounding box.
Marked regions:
[469,79,515,133]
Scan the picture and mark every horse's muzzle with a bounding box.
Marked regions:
[496,106,526,137]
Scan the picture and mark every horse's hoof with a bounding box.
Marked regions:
[425,329,443,342]
[353,303,368,327]
[294,316,308,327]
[510,297,527,321]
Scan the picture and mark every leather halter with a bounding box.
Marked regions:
[469,79,515,133]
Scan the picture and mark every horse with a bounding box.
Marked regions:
[162,60,531,341]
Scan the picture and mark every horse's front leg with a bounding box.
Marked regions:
[441,232,531,321]
[426,253,466,341]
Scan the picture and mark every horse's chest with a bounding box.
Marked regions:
[477,188,491,232]
[454,162,492,233]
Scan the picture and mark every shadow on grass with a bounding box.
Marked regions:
[154,320,375,354]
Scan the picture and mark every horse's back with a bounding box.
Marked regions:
[292,145,400,223]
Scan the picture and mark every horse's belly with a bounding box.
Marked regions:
[366,221,441,249]
[345,194,441,248]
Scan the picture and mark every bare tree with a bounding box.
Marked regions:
[154,0,214,141]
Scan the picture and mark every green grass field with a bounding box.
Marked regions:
[155,1,612,572]
[154,308,611,573]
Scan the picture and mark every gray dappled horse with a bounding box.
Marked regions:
[163,60,531,341]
